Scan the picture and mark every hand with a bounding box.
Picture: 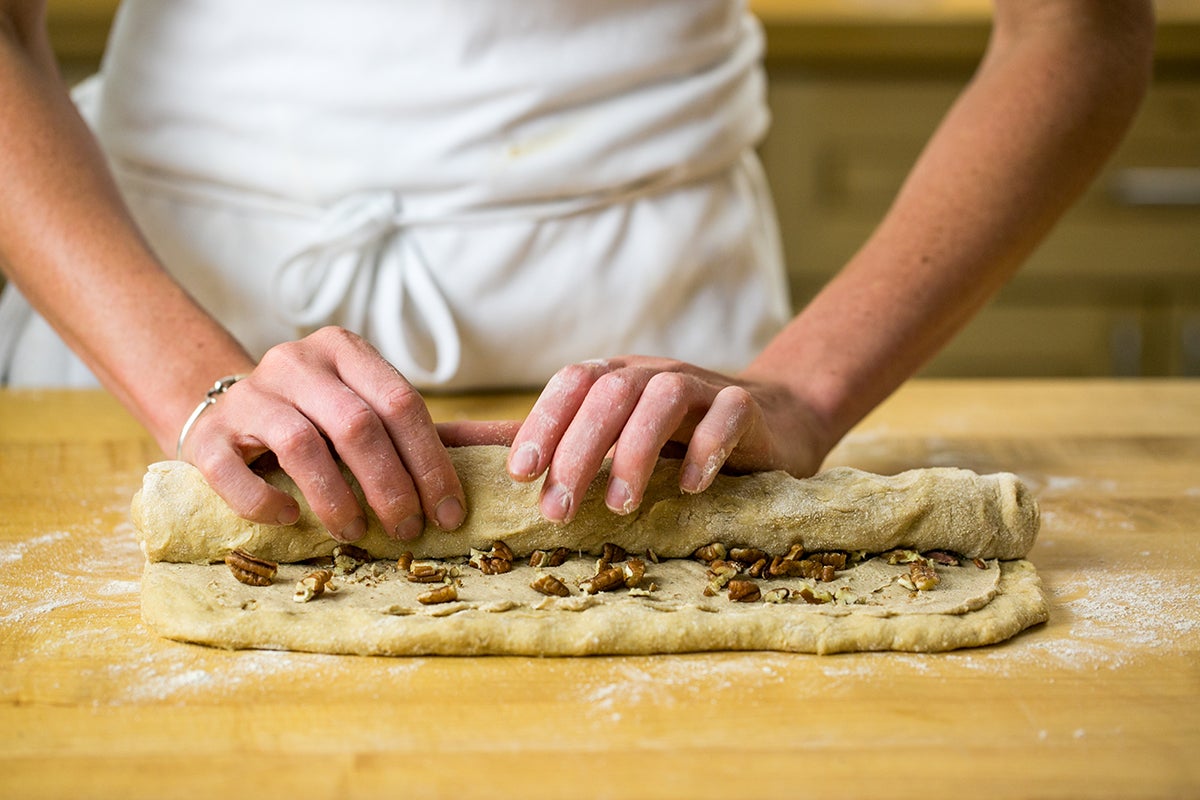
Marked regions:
[179,327,472,542]
[505,356,833,523]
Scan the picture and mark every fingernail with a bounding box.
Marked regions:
[340,517,367,542]
[277,503,300,525]
[509,442,541,479]
[606,477,635,515]
[435,497,465,531]
[681,462,704,494]
[542,483,574,523]
[395,513,425,541]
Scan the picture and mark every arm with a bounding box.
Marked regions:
[0,0,466,539]
[510,0,1155,521]
[746,0,1156,443]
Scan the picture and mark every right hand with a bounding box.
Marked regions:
[178,326,482,543]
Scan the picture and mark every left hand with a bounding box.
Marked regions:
[505,356,833,522]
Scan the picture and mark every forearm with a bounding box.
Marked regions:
[743,0,1154,448]
[0,3,254,453]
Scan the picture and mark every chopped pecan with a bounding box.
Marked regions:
[973,557,988,570]
[908,558,940,591]
[809,552,848,570]
[796,585,833,604]
[644,548,660,564]
[884,549,921,565]
[293,569,333,603]
[924,550,960,567]
[529,547,571,568]
[417,584,458,605]
[489,540,515,562]
[727,579,761,603]
[406,562,448,583]
[622,558,646,588]
[579,566,625,595]
[600,542,628,564]
[747,558,768,579]
[762,587,791,604]
[702,561,740,597]
[693,543,727,563]
[396,552,414,572]
[729,547,768,565]
[332,543,371,575]
[479,557,513,575]
[225,549,277,586]
[530,573,571,597]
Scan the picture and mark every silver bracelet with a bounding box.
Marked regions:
[176,374,249,460]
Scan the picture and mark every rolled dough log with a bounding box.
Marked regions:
[132,445,1039,564]
[131,446,1048,655]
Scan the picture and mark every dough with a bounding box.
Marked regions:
[131,446,1048,655]
[133,446,1039,563]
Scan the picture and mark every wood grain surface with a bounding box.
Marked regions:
[1,380,1197,799]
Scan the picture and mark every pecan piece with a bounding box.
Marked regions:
[702,561,739,597]
[332,543,371,575]
[489,540,515,562]
[600,542,627,564]
[396,552,414,572]
[908,558,940,591]
[762,587,791,604]
[579,566,625,595]
[293,569,333,603]
[924,550,960,567]
[622,558,646,589]
[417,584,458,605]
[478,557,513,575]
[796,585,832,604]
[729,547,768,565]
[727,579,761,603]
[406,562,448,583]
[225,549,277,586]
[529,547,571,568]
[693,543,727,563]
[530,573,571,597]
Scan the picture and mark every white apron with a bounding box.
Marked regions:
[0,0,790,389]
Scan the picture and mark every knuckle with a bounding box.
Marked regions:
[271,420,323,459]
[591,370,636,400]
[336,399,382,443]
[377,382,424,419]
[643,371,689,406]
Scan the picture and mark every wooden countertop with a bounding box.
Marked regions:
[1,380,1198,798]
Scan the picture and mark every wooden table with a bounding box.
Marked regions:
[2,381,1197,799]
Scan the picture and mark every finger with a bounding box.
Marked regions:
[679,384,758,494]
[606,372,712,514]
[299,378,428,541]
[325,331,465,532]
[188,435,302,527]
[538,368,650,522]
[257,402,373,542]
[507,359,618,482]
[190,388,366,541]
[437,420,522,448]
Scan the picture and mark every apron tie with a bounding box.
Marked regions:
[272,190,461,384]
